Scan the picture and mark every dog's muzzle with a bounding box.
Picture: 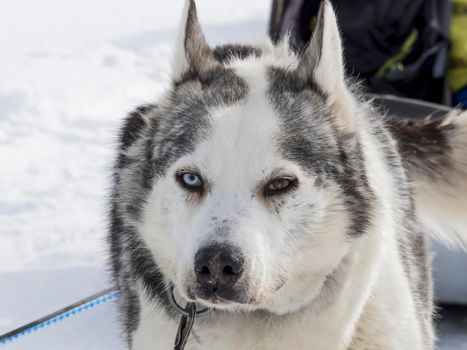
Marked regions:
[192,242,246,303]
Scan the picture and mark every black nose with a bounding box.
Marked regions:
[194,243,244,295]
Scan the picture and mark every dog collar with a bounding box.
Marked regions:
[166,284,210,317]
[166,284,210,350]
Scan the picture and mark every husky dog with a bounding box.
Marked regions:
[108,1,467,349]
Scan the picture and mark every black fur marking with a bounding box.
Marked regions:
[388,115,453,181]
[119,104,157,150]
[267,66,326,98]
[127,235,172,310]
[108,206,142,345]
[174,66,248,105]
[199,67,249,104]
[116,153,136,169]
[212,44,262,63]
[334,137,374,237]
[153,94,211,176]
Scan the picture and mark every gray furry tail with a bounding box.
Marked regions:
[389,110,467,250]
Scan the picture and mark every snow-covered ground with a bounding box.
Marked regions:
[0,0,269,272]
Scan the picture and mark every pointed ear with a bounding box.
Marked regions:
[297,1,356,130]
[297,0,344,92]
[172,0,219,81]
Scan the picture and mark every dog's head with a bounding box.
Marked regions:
[136,0,375,314]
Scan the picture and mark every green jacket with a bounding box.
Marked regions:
[450,0,467,92]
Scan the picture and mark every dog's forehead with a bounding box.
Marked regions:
[196,57,332,176]
[155,48,333,179]
[193,96,281,177]
[171,94,264,178]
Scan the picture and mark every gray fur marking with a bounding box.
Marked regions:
[266,66,374,237]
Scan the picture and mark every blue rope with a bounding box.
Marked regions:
[0,290,119,345]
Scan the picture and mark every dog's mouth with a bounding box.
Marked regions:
[179,272,287,309]
[187,284,252,307]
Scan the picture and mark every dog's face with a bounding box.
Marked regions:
[139,0,373,314]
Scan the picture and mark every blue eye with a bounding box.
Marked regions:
[183,173,201,187]
[177,171,203,192]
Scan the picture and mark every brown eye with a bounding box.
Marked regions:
[264,177,297,196]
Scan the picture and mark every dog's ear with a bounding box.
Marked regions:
[297,0,344,93]
[297,1,356,130]
[171,0,219,81]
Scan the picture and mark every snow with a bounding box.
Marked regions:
[0,0,269,272]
